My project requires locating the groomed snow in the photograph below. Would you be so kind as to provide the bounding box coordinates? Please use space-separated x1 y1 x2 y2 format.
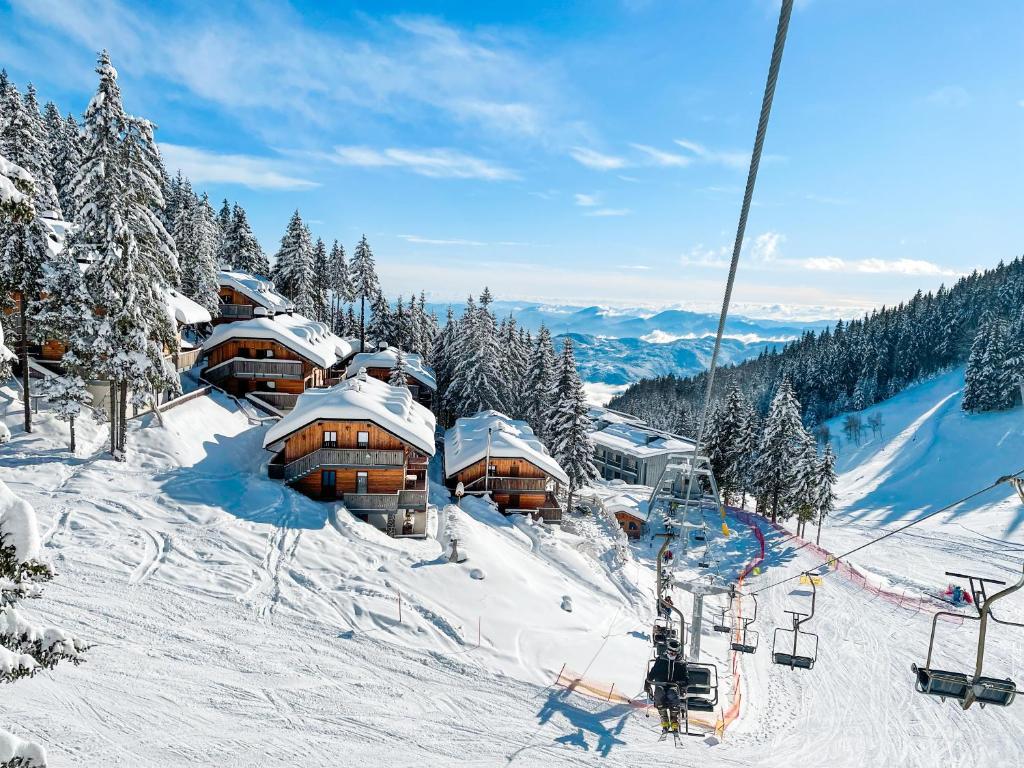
444 410 569 484
345 347 437 391
263 374 436 455
203 314 356 370
217 270 293 314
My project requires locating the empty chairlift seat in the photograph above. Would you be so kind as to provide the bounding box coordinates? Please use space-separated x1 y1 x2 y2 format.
912 666 1016 707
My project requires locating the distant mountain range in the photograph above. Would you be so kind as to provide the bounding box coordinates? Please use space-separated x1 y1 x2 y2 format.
426 300 829 385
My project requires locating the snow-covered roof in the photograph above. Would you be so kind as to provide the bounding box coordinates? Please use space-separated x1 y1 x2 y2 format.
217 270 293 314
602 491 651 520
444 410 569 485
165 288 212 326
345 347 437 391
590 420 695 458
203 313 357 369
263 374 436 455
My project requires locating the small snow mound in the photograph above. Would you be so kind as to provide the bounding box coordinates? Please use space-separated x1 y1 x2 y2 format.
0 480 41 563
0 727 47 766
561 595 573 612
469 568 486 580
0 422 10 444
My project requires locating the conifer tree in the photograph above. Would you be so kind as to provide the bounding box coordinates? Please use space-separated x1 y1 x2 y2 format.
388 348 409 388
311 237 330 323
178 193 220 315
1 82 60 216
224 204 269 276
328 239 352 333
216 199 232 238
524 325 558 439
752 376 810 522
366 291 392 348
431 306 458 426
44 103 81 219
448 293 501 416
272 210 315 316
963 311 1014 412
351 234 380 348
548 337 597 513
814 444 837 545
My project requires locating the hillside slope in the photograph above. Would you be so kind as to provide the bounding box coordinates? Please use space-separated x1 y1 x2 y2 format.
2 383 1022 767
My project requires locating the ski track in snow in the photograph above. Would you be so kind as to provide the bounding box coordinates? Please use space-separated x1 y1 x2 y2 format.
2 380 1023 767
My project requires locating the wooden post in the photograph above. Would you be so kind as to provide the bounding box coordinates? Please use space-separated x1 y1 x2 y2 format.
554 662 566 686
607 682 616 702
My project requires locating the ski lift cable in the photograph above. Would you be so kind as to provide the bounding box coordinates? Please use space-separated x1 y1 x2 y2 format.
748 467 1024 598
681 0 795 508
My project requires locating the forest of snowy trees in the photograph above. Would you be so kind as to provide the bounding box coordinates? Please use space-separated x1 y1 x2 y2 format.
609 258 1024 528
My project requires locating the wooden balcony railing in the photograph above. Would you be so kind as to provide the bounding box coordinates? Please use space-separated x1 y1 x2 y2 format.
282 447 406 482
344 493 399 512
464 476 548 492
205 357 304 382
248 391 299 411
397 489 428 509
173 347 202 371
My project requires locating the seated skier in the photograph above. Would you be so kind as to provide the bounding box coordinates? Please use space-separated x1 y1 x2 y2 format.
645 638 689 733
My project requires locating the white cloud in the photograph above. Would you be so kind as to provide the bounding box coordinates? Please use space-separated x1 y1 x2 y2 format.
569 147 628 171
397 235 487 246
750 231 784 262
159 143 318 190
629 143 691 167
680 244 730 268
800 255 957 277
674 138 750 169
574 193 599 207
926 85 971 109
328 146 517 180
584 207 631 217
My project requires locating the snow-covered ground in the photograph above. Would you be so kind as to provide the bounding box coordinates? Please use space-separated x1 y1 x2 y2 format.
3 368 1023 767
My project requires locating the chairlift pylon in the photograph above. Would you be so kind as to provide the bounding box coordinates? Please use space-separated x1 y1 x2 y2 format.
772 575 819 669
912 565 1024 709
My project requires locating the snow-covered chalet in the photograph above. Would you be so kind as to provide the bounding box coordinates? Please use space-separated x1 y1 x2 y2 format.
214 270 294 324
443 410 568 523
344 346 436 409
588 406 695 486
263 371 435 537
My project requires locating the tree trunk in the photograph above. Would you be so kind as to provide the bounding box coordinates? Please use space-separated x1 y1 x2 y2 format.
816 517 823 546
109 381 117 456
19 297 31 434
118 380 128 460
69 415 76 453
771 489 778 523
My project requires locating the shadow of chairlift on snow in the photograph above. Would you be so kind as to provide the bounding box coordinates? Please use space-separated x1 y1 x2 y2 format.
535 688 631 758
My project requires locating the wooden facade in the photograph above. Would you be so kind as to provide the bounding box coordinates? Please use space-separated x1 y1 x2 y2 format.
203 338 331 397
268 418 430 537
445 456 561 519
215 285 260 325
614 510 645 540
362 366 433 408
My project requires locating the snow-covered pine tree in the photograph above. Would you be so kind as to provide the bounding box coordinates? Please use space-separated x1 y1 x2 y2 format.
448 293 502 417
963 311 1014 412
751 376 810 522
328 239 351 334
388 348 409 388
430 306 457 426
224 204 269 276
351 234 380 349
814 444 837 545
272 210 315 316
1 477 89 765
44 105 82 220
179 193 220 316
40 374 91 453
73 52 179 458
496 316 525 419
547 337 597 513
216 199 232 239
366 291 393 349
1005 307 1024 407
524 325 558 439
8 83 61 217
790 434 819 537
344 305 357 338
310 237 330 323
392 296 412 351
0 152 34 223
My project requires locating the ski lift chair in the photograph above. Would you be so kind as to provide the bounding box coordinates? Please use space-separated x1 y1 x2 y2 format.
645 658 719 737
713 606 732 634
773 577 819 669
912 565 1024 710
731 594 759 655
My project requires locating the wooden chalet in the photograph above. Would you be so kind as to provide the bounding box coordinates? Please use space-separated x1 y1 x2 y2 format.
264 372 436 537
201 313 358 412
443 410 567 523
345 346 436 409
215 270 293 324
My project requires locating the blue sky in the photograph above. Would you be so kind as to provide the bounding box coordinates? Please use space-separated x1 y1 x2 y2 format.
3 0 1022 318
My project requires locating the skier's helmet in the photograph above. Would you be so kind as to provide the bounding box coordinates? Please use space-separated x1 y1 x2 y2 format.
665 638 681 659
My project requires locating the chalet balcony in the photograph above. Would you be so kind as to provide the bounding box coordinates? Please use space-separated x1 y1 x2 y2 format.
464 476 548 492
248 391 299 412
343 493 399 512
279 447 406 482
218 303 254 319
204 357 304 383
398 489 427 509
170 347 202 372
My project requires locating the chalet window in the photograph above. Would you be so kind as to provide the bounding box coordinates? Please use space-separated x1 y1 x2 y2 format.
488 464 497 474
356 471 368 494
357 431 369 448
323 431 338 448
264 349 274 359
240 347 251 358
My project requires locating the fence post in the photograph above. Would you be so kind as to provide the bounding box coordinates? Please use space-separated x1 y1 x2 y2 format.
554 663 566 686
607 682 615 702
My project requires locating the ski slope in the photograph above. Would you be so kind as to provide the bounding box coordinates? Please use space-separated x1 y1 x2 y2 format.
2 374 1023 767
